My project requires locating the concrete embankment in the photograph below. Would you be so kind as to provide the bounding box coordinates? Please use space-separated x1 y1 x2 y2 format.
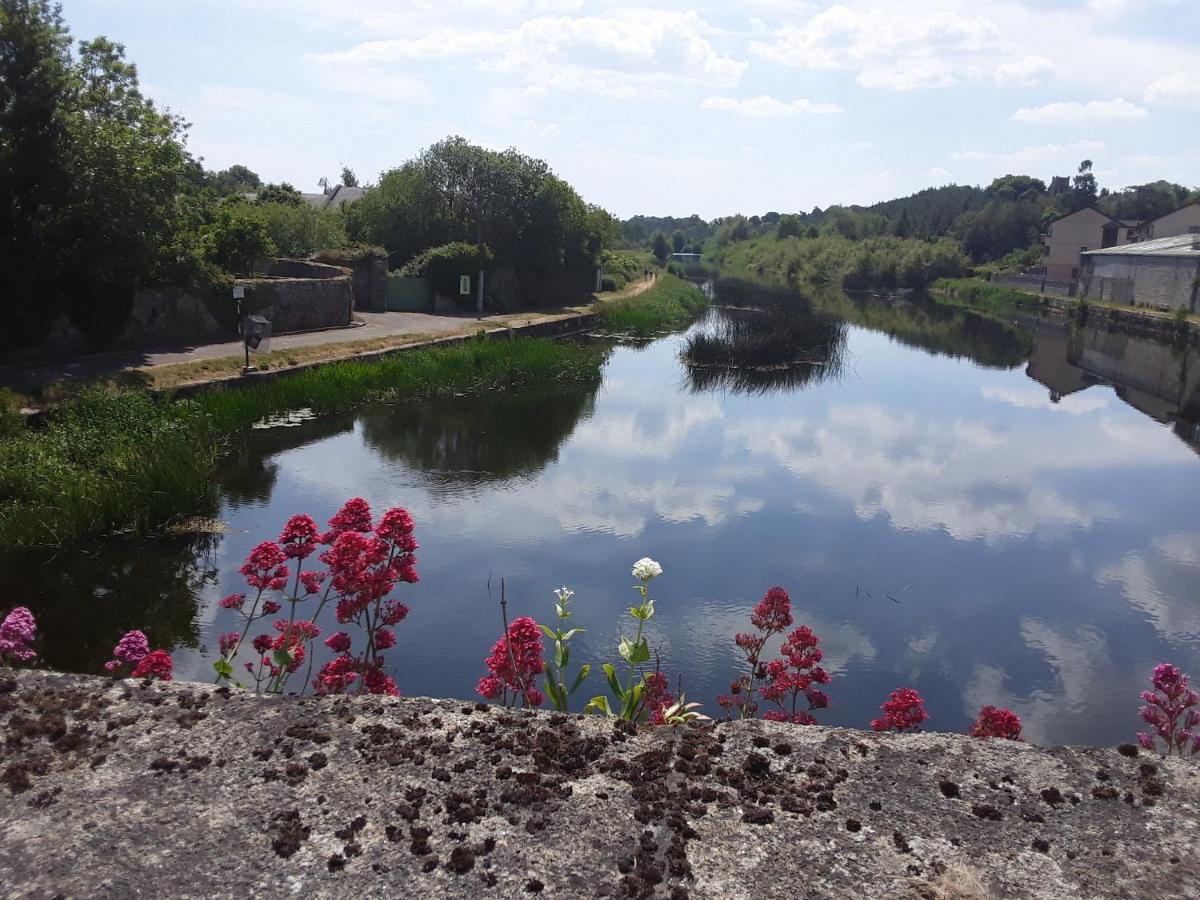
1 671 1197 898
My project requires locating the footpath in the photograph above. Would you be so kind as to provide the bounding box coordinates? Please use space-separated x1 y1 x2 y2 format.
0 278 658 402
1 670 1197 899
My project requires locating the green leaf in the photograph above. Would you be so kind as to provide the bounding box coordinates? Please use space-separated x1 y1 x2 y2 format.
622 683 644 720
212 658 234 679
540 624 559 640
626 639 650 666
584 695 613 716
603 663 622 698
560 628 583 642
555 644 566 669
570 664 591 694
618 636 634 662
272 648 294 669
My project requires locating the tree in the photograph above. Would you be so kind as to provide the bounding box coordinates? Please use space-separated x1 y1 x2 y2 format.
651 231 670 262
670 230 686 253
987 174 1046 201
207 207 275 274
340 166 358 188
206 164 261 195
1 4 204 347
1070 159 1098 211
777 214 802 240
255 182 303 206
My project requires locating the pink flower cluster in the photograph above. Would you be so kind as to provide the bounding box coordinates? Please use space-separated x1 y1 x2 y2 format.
969 705 1022 740
216 499 418 697
0 607 37 665
759 626 831 725
477 616 546 707
718 586 795 719
1137 663 1199 757
871 687 928 732
104 630 173 681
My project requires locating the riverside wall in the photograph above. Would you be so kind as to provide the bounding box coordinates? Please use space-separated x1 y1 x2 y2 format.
1 671 1197 899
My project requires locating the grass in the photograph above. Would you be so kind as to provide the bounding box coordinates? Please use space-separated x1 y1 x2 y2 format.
595 274 709 337
931 278 1041 318
0 336 606 548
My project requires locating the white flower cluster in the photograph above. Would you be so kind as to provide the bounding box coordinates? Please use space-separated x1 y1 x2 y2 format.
631 557 663 582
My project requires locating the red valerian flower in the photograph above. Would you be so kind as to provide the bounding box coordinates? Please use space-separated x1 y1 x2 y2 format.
131 649 173 681
374 627 396 650
1137 663 1200 757
315 655 359 695
219 594 247 610
251 634 273 654
969 705 1022 740
719 586 797 721
381 600 409 626
324 631 352 653
299 571 326 596
361 667 400 696
0 606 37 664
104 630 149 672
279 514 320 560
871 688 928 733
241 541 289 590
375 507 416 543
751 586 794 634
756 625 830 726
262 600 282 616
324 498 372 541
477 616 545 707
218 632 240 657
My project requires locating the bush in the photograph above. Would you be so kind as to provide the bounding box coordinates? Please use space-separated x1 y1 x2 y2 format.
206 208 276 274
399 242 494 300
600 275 619 292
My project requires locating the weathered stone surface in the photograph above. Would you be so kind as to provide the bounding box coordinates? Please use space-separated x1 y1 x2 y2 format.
1 671 1197 898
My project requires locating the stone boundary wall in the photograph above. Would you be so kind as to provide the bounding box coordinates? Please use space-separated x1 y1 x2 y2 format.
266 259 352 281
0 671 1197 899
236 275 354 333
994 273 1077 297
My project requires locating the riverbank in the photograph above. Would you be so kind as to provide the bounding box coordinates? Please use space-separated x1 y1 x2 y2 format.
1 670 1196 898
596 274 709 337
0 335 606 548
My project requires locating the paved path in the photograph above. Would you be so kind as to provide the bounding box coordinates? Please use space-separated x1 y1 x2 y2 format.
0 309 579 393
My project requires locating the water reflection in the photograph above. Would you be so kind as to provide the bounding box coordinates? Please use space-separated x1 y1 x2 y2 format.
6 534 217 672
6 284 1199 749
682 291 848 395
359 385 599 489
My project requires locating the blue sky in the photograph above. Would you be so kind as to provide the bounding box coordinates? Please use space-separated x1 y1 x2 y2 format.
65 0 1200 218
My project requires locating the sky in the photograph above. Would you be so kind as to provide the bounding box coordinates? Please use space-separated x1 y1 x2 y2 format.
65 0 1200 218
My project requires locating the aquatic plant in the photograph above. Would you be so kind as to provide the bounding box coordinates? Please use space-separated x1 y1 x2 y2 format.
870 688 928 733
1137 663 1199 757
0 607 37 666
596 274 708 337
969 705 1022 740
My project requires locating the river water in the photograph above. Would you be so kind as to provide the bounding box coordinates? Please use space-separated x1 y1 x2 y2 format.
11 285 1200 746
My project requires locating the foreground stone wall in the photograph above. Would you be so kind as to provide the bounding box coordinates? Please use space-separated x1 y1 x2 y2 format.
1 671 1197 899
238 275 354 332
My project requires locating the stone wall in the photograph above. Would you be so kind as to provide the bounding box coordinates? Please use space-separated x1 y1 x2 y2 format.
236 276 354 333
1 671 1197 899
1081 256 1200 312
266 259 352 281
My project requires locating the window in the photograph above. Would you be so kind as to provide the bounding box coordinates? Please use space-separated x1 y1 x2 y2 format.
1080 246 1088 252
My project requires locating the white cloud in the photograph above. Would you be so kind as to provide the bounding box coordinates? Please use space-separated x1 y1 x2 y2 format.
993 54 1055 86
925 166 952 181
1012 98 1148 122
981 385 1110 415
750 6 1005 90
857 58 955 91
699 95 843 116
539 123 561 138
1144 71 1200 108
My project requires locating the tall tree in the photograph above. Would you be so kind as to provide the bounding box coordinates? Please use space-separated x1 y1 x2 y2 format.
1070 159 1098 211
340 166 358 188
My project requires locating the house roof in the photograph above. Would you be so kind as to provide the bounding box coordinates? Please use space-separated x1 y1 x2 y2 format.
1044 205 1119 226
302 185 365 210
1082 233 1200 258
1145 200 1200 224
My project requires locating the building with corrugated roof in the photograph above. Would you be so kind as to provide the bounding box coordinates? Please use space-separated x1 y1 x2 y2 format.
1079 233 1200 312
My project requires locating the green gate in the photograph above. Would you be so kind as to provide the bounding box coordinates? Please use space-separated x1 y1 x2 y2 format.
386 275 433 312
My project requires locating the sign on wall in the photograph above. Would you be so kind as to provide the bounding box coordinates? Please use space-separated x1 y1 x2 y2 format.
459 275 471 296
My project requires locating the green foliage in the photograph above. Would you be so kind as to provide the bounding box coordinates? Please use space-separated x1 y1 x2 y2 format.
670 230 686 253
223 200 347 257
254 182 303 206
347 136 610 308
0 5 205 348
340 166 358 188
205 164 261 196
597 274 709 336
716 233 969 292
541 587 590 712
206 207 276 274
1101 180 1198 221
987 174 1046 200
0 337 606 547
600 250 645 290
651 231 670 262
399 241 494 299
776 214 802 239
620 214 711 251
